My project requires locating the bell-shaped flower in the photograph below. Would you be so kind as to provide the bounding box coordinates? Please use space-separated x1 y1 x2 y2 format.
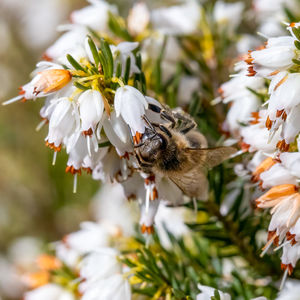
70 0 116 32
78 90 104 134
65 222 110 255
103 112 133 156
80 274 131 300
268 73 300 121
45 97 77 150
45 26 88 60
80 248 121 283
260 164 298 189
280 152 300 178
213 1 244 33
65 133 89 172
151 0 201 35
281 243 300 275
114 85 148 135
3 68 72 105
246 36 296 77
127 2 150 36
280 104 300 146
24 284 75 300
111 42 140 76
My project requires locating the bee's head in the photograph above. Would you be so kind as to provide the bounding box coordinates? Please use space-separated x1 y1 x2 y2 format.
137 128 167 163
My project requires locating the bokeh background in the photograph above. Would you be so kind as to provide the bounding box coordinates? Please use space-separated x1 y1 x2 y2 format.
0 1 134 299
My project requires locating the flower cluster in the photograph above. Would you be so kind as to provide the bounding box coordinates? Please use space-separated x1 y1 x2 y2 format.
20 181 190 300
220 22 300 281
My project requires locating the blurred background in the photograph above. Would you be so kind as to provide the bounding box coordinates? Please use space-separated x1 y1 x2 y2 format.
0 1 105 299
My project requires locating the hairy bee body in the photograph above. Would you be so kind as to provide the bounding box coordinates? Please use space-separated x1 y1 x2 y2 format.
135 106 236 200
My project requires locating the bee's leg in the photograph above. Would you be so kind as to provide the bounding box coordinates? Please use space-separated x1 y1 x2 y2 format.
148 103 161 113
159 125 172 137
180 122 196 134
142 115 157 132
134 142 145 148
161 110 176 128
135 153 153 168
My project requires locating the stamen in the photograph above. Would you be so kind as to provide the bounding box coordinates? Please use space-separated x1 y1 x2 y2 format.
145 186 150 214
52 151 58 166
257 31 269 39
280 268 289 290
274 240 290 252
260 233 277 257
2 95 24 106
36 119 47 132
73 173 78 194
87 135 92 157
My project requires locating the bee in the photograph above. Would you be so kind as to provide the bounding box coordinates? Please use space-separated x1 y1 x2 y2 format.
134 104 236 200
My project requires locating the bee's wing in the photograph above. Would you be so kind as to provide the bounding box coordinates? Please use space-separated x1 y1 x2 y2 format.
167 146 236 199
168 169 209 200
186 146 237 169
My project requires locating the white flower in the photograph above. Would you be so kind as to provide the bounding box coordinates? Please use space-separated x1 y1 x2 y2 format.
268 194 300 239
197 284 231 300
46 97 77 149
64 222 110 255
267 73 300 121
111 42 140 76
91 181 138 237
155 203 189 248
247 36 296 77
70 0 116 31
281 243 300 272
260 164 298 189
213 1 244 32
127 2 150 36
151 0 201 35
66 133 89 171
3 68 72 105
114 85 148 135
80 274 131 300
45 26 88 60
240 112 281 153
277 280 300 300
280 152 300 178
103 111 133 156
24 284 75 300
80 248 121 282
78 90 104 133
55 242 80 269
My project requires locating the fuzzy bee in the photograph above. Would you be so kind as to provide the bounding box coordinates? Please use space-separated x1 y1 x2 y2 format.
134 104 236 200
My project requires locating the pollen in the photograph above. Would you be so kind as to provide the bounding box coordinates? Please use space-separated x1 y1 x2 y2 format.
133 132 142 145
265 116 273 130
83 128 93 136
281 263 294 275
286 231 297 245
276 139 290 152
65 165 82 175
45 141 62 152
141 224 155 234
250 112 260 125
150 187 158 201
